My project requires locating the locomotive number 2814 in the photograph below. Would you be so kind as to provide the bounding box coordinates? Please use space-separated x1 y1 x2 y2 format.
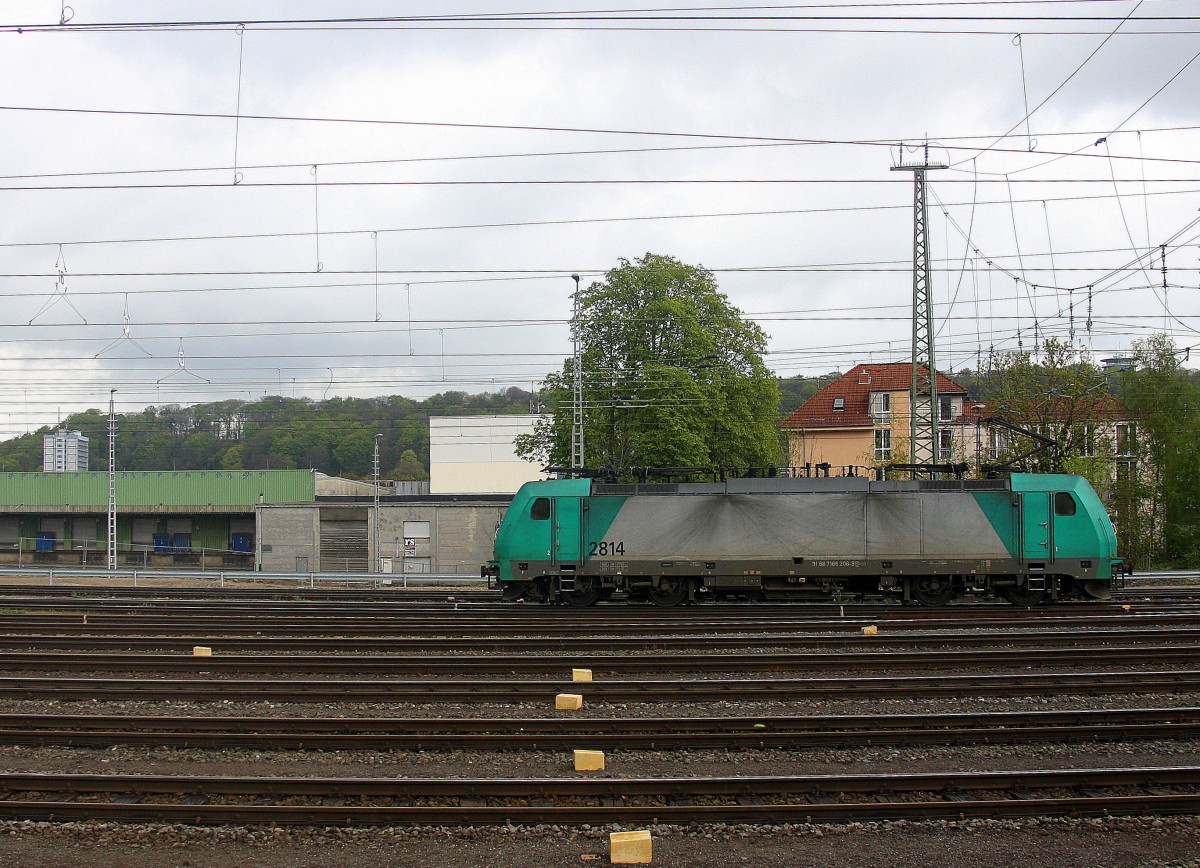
588 540 626 556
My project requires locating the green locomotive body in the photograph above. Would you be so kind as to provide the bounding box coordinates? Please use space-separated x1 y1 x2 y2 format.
484 474 1123 606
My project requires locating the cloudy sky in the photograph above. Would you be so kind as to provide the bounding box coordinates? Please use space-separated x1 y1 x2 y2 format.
0 0 1196 437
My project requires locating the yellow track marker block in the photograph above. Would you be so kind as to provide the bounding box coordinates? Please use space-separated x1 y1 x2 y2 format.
573 749 605 771
572 668 593 682
555 693 584 710
610 830 652 864
192 646 213 657
861 625 878 636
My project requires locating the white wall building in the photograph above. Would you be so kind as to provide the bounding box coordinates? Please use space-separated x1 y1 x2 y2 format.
429 415 547 494
42 430 89 472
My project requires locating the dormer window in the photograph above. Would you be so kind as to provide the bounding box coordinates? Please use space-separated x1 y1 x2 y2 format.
832 397 844 411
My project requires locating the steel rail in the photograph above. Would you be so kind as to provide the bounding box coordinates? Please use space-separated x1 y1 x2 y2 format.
5 612 1200 636
5 583 1199 615
0 707 1195 750
4 764 1198 799
0 626 1199 652
1 670 1199 703
5 596 1200 627
0 644 1198 673
0 588 1124 612
0 765 1196 827
2 793 1199 825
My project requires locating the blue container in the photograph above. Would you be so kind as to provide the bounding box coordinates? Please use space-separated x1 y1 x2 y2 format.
35 532 55 552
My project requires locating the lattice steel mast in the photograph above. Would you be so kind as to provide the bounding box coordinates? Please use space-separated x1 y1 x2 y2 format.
570 274 585 471
892 144 946 469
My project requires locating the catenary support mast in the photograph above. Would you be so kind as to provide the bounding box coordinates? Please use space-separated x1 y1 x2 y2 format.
570 274 585 471
892 144 946 470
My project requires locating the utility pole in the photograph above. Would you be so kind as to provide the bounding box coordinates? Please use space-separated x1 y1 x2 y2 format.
107 389 117 570
892 144 946 470
570 274 585 471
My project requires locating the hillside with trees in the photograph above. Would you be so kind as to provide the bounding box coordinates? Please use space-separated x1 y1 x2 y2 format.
0 389 535 480
0 373 836 481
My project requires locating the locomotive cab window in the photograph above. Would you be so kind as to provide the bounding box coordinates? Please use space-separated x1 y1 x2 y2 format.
530 497 551 521
1054 492 1077 516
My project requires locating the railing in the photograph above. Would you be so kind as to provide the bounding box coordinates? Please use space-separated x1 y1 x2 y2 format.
0 540 253 571
0 565 486 589
777 464 876 479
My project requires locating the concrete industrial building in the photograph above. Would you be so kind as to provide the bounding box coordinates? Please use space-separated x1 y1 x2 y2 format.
0 469 316 568
4 414 547 575
258 495 510 574
261 414 548 573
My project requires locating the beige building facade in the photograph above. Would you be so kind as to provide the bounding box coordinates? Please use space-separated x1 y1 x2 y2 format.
429 415 547 494
781 363 979 475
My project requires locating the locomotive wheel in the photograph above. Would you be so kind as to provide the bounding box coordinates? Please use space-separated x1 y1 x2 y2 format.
999 584 1047 606
500 581 531 602
910 576 954 606
646 577 688 607
559 577 601 607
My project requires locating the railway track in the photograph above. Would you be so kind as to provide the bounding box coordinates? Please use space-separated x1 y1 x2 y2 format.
0 766 1196 825
1 706 1197 750
6 609 1200 635
0 644 1198 674
1 626 1200 653
1 669 1199 703
1 586 1197 837
0 583 1197 616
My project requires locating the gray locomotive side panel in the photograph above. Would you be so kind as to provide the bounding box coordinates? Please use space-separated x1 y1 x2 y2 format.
600 491 1010 563
864 493 921 556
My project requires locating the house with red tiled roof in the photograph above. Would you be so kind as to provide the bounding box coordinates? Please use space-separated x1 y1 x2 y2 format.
779 362 982 473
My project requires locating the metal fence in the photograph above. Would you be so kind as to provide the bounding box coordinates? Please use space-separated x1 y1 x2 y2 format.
0 538 254 570
0 565 488 590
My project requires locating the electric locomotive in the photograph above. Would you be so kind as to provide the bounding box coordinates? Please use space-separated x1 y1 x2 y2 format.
483 473 1122 606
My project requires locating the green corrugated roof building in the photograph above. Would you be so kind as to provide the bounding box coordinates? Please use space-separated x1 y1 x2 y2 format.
0 470 316 511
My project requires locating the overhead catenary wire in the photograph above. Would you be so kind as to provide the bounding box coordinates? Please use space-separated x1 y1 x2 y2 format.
0 7 1193 438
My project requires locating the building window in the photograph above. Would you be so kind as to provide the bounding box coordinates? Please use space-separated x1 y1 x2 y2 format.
402 520 431 539
832 397 845 411
1116 422 1137 456
939 429 953 452
874 429 892 462
870 393 891 422
939 396 955 422
988 428 1011 460
1077 424 1096 458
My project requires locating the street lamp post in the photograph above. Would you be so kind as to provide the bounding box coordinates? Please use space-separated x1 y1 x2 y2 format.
372 434 382 573
107 389 117 570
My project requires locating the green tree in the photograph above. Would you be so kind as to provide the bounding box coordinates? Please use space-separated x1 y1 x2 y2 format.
1119 334 1200 568
219 444 245 470
392 449 429 481
516 253 781 475
980 339 1115 476
331 426 374 477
